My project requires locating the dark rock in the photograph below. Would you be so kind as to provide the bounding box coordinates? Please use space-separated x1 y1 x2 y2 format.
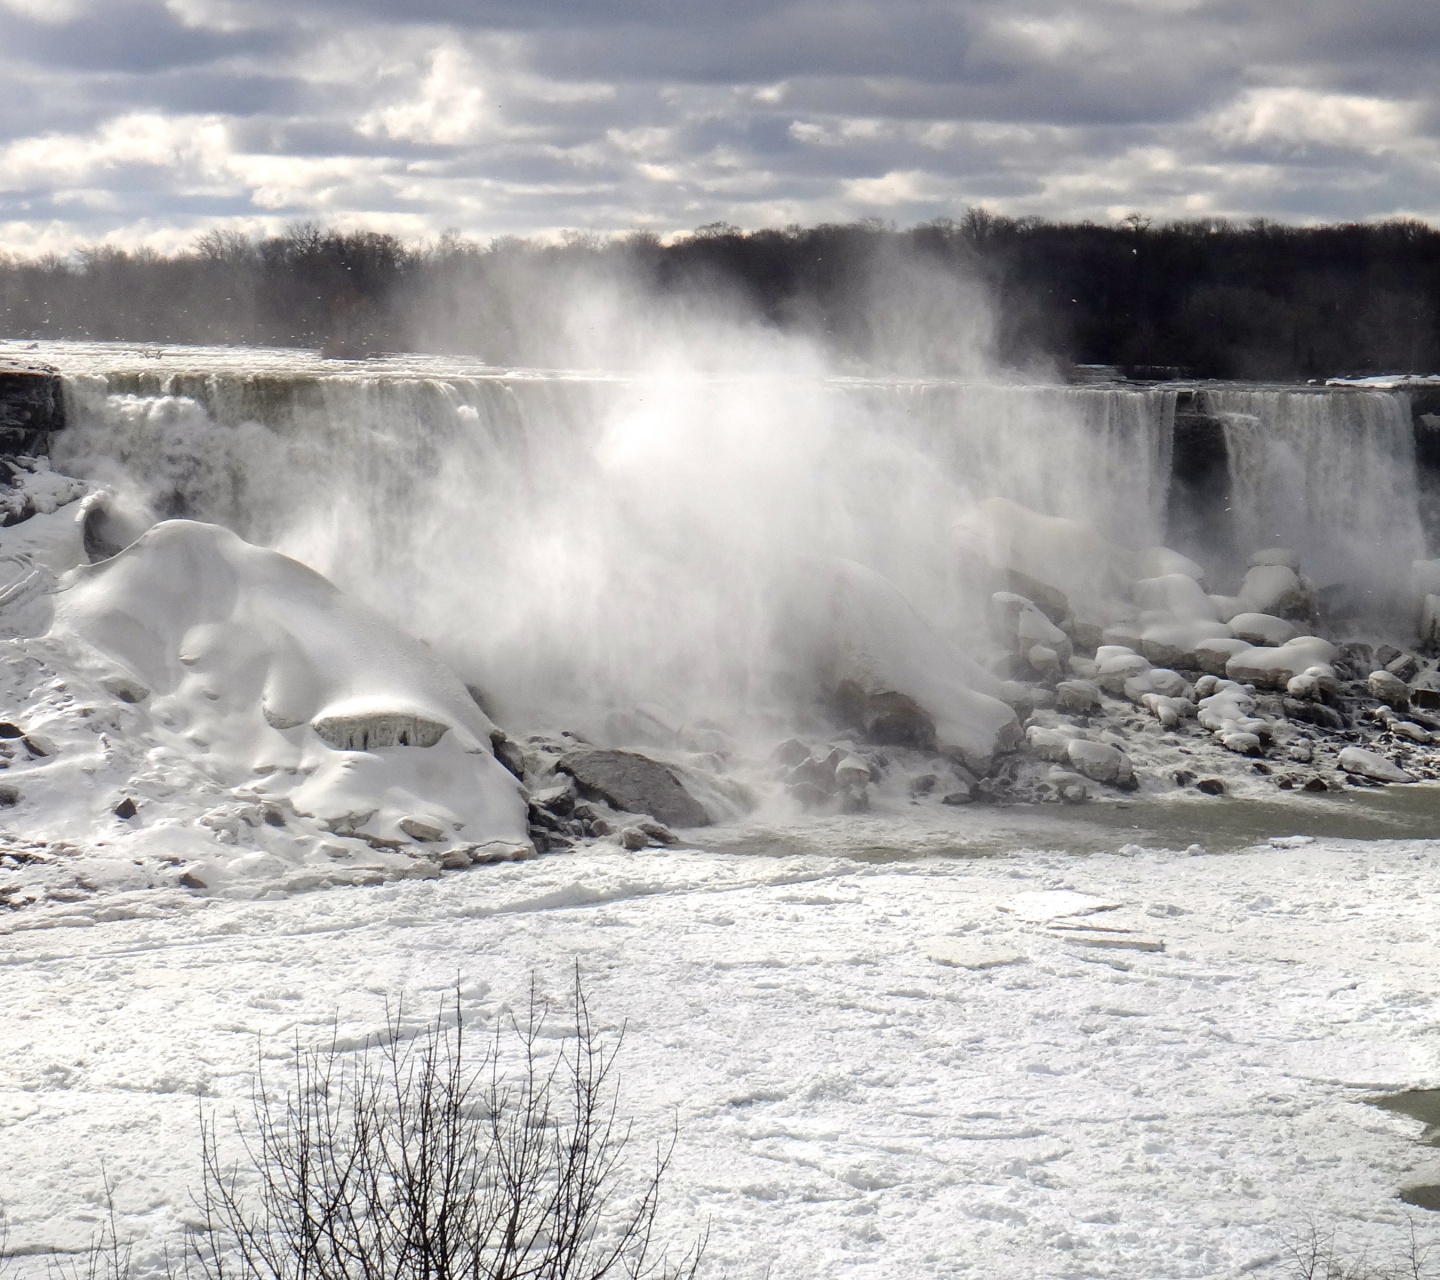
1414 688 1440 712
1252 762 1271 775
1338 642 1375 675
786 755 836 795
1387 653 1420 682
770 738 811 769
910 772 938 796
0 723 21 739
530 777 576 816
1302 776 1329 792
262 803 286 827
1173 769 1196 787
114 797 137 819
787 780 831 810
1376 643 1403 668
833 680 939 751
0 359 64 454
1284 698 1346 731
491 732 526 781
1003 570 1073 629
178 871 207 890
619 826 649 851
556 747 710 828
638 820 678 845
1196 777 1226 795
839 788 870 814
941 789 974 805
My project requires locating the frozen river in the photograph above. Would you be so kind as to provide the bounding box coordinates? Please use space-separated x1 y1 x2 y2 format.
5 834 1440 1278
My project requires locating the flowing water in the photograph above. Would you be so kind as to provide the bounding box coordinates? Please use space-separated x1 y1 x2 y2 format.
4 339 1430 733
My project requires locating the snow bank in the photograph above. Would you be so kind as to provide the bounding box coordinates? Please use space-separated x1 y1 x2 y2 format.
4 520 529 896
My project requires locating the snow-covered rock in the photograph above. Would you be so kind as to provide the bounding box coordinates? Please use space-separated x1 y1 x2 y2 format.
1337 746 1413 784
1064 738 1134 786
31 519 532 887
992 591 1072 663
1228 612 1298 647
1095 648 1150 695
1238 564 1315 621
1194 636 1254 675
1055 679 1100 713
1368 669 1410 708
1225 636 1339 689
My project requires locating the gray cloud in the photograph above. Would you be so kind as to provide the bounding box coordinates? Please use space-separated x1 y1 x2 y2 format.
0 0 1437 253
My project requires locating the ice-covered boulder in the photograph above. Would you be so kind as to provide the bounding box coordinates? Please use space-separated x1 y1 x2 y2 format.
1225 637 1339 689
1337 746 1413 784
1136 547 1206 584
48 520 530 857
1122 668 1191 702
1238 563 1315 621
1095 647 1150 695
1228 613 1298 647
798 558 1021 774
1194 636 1253 676
991 591 1072 664
1368 669 1411 709
1064 738 1134 787
1055 679 1100 713
1132 573 1231 667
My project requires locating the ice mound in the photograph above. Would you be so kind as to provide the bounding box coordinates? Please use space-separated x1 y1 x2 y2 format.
6 520 529 897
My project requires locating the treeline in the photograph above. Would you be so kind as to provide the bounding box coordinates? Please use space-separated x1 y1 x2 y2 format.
3 213 1439 378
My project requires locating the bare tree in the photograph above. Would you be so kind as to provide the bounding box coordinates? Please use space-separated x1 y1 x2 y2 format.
191 970 704 1280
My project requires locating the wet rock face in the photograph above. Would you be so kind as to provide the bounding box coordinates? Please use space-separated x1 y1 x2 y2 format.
556 747 711 828
0 360 65 454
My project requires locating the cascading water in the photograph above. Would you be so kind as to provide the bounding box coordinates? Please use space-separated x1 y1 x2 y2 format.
1204 386 1426 620
51 347 1183 733
26 336 1437 743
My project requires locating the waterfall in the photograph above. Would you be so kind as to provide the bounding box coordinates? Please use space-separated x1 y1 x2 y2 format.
50 363 1181 726
1203 387 1425 613
43 346 1430 722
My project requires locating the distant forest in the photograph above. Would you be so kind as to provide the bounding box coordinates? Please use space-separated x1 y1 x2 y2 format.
3 213 1440 379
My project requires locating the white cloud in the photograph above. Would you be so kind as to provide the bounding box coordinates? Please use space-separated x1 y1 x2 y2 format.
357 46 493 146
1 0 1439 251
1211 88 1421 151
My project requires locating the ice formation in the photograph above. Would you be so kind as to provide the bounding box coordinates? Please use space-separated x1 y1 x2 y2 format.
0 341 1437 907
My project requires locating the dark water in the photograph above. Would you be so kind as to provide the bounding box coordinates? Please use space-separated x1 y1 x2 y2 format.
705 784 1440 863
1368 1091 1440 1210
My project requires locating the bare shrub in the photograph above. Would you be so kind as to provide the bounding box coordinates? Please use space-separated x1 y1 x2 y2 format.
1284 1216 1435 1280
190 971 703 1280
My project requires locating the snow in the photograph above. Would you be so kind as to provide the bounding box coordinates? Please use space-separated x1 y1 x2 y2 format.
0 518 529 898
4 837 1440 1278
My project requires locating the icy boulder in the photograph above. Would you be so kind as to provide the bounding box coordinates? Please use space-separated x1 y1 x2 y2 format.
1133 573 1231 667
1228 613 1297 647
796 558 1021 774
1225 636 1339 689
1237 562 1316 621
45 520 530 873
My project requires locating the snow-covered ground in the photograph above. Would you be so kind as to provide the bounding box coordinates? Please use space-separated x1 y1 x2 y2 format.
5 833 1440 1279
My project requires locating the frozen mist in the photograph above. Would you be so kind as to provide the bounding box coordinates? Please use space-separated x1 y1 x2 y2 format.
5 309 1440 1278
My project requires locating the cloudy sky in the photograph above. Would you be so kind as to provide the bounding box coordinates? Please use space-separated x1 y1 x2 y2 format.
1 0 1438 253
